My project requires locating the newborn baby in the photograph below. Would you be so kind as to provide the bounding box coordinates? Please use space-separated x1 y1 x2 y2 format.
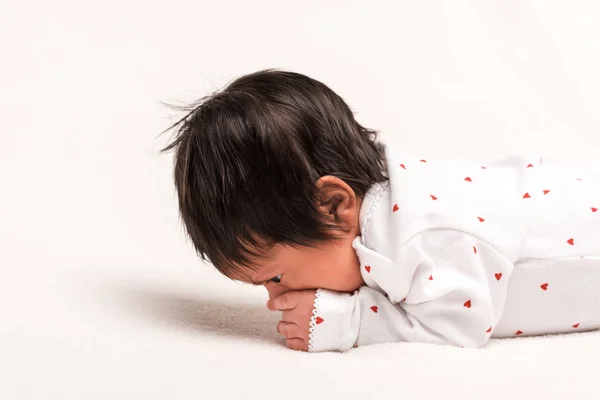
163 68 600 351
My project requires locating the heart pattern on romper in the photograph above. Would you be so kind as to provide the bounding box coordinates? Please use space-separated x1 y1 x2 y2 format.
370 306 378 313
316 317 324 324
386 159 597 343
365 265 371 273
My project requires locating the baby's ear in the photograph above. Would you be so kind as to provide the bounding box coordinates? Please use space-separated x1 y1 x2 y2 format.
315 176 358 226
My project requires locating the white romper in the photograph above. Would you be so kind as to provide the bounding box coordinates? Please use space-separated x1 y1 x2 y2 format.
308 145 600 352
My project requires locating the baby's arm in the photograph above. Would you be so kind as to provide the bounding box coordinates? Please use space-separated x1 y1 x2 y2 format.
309 229 514 352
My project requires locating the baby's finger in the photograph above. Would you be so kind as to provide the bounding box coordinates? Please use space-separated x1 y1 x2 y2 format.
268 291 298 311
281 309 297 323
286 338 308 352
281 311 310 340
277 321 298 339
280 311 310 340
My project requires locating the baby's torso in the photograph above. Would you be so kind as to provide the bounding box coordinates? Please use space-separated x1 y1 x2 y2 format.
361 148 600 338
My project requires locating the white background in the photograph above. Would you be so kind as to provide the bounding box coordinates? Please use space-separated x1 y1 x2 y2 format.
1 1 600 399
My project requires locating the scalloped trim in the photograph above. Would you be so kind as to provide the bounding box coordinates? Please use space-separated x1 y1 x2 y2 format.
360 180 389 239
307 289 323 352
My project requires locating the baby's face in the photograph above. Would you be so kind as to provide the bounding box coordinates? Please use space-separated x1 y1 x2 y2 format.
234 175 365 299
238 235 364 300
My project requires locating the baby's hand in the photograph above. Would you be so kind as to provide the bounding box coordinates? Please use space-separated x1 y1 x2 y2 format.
267 290 317 351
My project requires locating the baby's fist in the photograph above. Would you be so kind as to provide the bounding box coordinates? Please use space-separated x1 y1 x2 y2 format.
267 290 317 351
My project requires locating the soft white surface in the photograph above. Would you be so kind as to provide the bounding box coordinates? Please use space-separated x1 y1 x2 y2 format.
2 1 600 399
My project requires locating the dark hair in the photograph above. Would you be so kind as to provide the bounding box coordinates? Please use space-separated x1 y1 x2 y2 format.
162 68 387 278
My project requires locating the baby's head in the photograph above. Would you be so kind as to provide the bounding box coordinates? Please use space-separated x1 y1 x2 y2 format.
163 69 386 298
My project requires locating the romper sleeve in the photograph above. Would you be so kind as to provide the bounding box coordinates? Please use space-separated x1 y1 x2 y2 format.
308 229 514 352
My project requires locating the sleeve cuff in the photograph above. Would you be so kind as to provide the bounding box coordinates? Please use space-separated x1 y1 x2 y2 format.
308 288 359 352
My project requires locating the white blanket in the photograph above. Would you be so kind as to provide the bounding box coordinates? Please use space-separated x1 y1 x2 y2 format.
2 263 599 399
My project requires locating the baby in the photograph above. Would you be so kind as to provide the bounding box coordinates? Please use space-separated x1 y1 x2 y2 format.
163 68 600 352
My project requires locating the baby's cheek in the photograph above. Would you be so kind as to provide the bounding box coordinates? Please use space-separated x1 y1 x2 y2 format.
317 268 363 293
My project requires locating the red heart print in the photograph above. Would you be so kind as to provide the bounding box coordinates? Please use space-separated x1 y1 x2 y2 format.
393 204 399 212
573 323 580 328
365 265 371 273
464 177 472 182
430 195 438 200
567 238 575 245
428 275 433 281
478 217 485 222
420 159 427 163
473 246 477 254
543 190 551 195
527 164 534 168
540 283 549 291
316 317 324 324
464 300 472 308
402 297 407 302
370 306 378 313
495 273 502 281
522 192 531 199
592 207 598 213
515 330 523 335
486 326 492 333
399 164 406 170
